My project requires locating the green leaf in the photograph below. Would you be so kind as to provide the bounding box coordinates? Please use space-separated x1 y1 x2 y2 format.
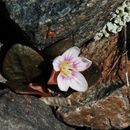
3 44 44 82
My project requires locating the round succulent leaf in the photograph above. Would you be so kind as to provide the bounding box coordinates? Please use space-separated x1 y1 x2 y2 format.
3 44 44 82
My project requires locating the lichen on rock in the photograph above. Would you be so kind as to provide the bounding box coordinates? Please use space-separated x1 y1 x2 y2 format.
94 0 130 41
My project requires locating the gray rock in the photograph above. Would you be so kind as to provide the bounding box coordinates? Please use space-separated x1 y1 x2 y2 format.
0 74 7 83
0 42 3 49
3 0 123 50
0 90 75 130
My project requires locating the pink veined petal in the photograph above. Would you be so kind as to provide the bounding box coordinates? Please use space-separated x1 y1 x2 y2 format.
72 57 92 72
69 72 88 92
53 56 64 71
57 73 70 91
62 46 80 60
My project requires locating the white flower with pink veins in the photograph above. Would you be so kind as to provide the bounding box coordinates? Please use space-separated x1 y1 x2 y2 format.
52 46 92 92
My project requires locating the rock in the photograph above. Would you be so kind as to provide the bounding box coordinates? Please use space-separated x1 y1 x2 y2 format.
39 34 130 129
2 0 124 50
56 85 130 129
42 37 74 58
0 90 75 130
0 42 3 49
0 74 7 83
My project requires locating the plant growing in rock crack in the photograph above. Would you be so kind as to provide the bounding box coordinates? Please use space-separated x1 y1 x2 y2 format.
2 44 51 97
1 44 92 97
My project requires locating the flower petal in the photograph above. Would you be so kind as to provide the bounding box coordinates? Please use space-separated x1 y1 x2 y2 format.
72 57 92 72
53 56 64 71
62 46 80 60
57 73 70 91
70 72 88 92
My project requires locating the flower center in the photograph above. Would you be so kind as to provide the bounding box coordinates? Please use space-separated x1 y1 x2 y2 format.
60 61 72 77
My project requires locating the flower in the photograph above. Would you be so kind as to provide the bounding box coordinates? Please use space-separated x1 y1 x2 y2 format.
52 46 92 92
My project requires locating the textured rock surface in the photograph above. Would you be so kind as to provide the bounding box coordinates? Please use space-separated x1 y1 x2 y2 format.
0 90 75 130
57 85 130 129
0 42 3 49
0 74 6 83
0 1 129 129
40 34 130 129
3 0 124 50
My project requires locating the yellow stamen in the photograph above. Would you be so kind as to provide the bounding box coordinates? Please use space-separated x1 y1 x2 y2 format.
60 61 72 77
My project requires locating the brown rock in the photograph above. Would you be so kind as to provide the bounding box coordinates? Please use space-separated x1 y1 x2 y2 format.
57 85 130 129
41 34 130 129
